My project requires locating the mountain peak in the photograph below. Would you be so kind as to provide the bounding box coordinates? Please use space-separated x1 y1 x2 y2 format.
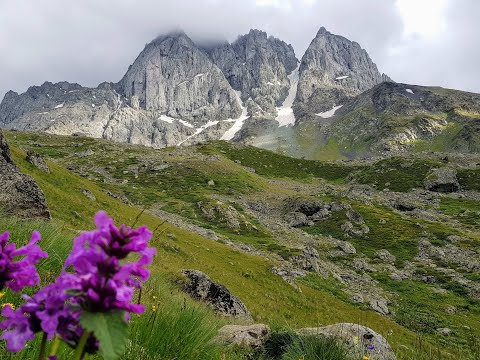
149 29 192 46
316 26 329 36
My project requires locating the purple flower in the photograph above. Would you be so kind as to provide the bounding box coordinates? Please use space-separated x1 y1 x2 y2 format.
60 211 156 314
0 305 35 352
0 231 48 292
0 211 154 354
0 283 72 352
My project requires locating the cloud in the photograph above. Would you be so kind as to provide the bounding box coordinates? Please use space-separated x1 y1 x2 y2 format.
0 0 478 101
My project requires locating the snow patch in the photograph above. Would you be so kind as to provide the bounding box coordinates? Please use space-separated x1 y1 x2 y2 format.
220 90 249 140
336 76 349 80
158 115 175 124
316 105 343 118
178 119 194 128
54 103 64 109
406 89 414 94
178 120 220 146
275 65 299 127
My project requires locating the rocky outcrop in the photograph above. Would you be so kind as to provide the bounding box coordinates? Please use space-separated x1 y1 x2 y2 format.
118 31 241 124
208 29 298 116
0 132 50 219
294 27 389 116
26 150 49 173
424 167 460 192
298 323 396 360
181 270 252 320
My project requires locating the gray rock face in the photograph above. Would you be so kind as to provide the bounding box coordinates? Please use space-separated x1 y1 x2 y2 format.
181 269 252 320
0 132 50 219
118 31 241 124
216 324 270 349
295 27 389 115
424 167 460 192
298 323 396 360
208 29 298 116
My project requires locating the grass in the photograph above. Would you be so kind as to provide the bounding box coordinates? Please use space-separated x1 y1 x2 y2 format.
2 131 480 358
198 141 356 183
439 197 480 227
352 157 443 192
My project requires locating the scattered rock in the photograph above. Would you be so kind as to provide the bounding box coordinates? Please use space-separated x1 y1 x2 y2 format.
298 323 396 360
295 245 321 272
392 199 416 212
445 306 457 314
80 188 96 201
26 150 49 173
341 221 370 235
370 299 390 315
197 201 252 231
352 258 375 272
74 149 94 157
285 211 313 227
181 270 252 320
102 189 131 205
424 168 459 193
338 241 356 255
216 324 270 349
436 328 452 336
346 209 364 224
375 249 396 264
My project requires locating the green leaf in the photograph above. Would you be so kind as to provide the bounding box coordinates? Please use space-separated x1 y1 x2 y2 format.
80 311 128 360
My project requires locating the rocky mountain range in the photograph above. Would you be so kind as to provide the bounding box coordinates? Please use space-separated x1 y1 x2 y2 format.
1 26 479 159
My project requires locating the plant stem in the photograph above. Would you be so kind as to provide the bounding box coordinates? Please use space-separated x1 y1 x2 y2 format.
38 332 48 360
72 331 90 360
49 336 61 358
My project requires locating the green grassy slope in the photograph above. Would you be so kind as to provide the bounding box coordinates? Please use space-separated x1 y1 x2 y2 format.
2 131 480 358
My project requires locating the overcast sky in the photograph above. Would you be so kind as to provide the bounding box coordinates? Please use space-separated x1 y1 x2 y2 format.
0 0 479 100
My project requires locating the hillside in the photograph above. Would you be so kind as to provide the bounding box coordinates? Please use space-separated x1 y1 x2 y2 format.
1 130 479 359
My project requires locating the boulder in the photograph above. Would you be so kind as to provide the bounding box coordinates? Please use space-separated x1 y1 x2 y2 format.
80 188 96 201
181 270 252 320
298 323 396 360
436 327 452 336
26 150 49 173
375 249 396 264
285 211 313 227
0 132 50 219
392 199 416 212
216 324 270 349
346 210 364 225
424 168 459 193
338 241 356 255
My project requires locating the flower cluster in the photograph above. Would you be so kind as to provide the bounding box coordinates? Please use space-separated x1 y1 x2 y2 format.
0 231 48 292
61 211 156 314
0 211 156 355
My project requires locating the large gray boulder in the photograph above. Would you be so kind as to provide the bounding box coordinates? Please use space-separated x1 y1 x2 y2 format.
181 269 252 320
216 324 270 349
0 132 50 219
298 323 396 360
424 167 460 193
